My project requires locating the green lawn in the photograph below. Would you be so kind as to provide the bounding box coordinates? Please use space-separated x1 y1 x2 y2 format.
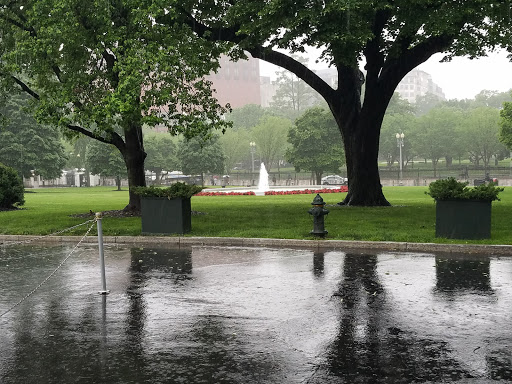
1 186 512 245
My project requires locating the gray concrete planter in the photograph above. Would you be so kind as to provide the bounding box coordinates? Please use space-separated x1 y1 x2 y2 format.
141 196 191 235
435 200 492 239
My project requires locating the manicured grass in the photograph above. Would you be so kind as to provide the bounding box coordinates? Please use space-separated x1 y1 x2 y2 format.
1 186 512 245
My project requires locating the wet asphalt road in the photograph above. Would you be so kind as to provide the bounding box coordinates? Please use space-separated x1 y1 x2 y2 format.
0 244 511 383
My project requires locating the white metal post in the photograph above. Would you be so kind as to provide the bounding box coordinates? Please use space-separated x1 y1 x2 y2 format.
96 212 109 295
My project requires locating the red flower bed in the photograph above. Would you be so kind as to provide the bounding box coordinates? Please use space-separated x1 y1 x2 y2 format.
195 191 256 196
264 186 348 195
195 186 347 197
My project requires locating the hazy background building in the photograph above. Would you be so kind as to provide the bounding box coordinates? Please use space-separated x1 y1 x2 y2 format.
208 58 445 108
206 55 261 109
396 69 446 103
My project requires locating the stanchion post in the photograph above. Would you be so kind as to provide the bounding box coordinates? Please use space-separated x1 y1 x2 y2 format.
96 212 110 295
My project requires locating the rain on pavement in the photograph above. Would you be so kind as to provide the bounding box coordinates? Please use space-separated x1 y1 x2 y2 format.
0 244 511 383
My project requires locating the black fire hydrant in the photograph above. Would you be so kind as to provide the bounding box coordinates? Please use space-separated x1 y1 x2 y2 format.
308 194 329 237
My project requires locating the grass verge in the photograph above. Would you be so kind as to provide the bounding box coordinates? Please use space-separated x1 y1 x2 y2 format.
1 186 511 245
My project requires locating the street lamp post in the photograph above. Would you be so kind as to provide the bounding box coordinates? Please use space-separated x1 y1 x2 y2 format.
249 142 256 173
395 132 405 180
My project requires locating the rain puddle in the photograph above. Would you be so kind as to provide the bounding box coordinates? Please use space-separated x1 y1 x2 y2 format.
0 244 511 383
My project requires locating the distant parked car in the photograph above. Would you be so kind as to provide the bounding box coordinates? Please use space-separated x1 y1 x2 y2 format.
321 175 347 185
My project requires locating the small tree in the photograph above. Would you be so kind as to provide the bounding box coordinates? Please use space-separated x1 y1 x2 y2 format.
286 107 345 184
86 141 127 191
227 104 268 130
270 55 322 120
411 107 462 177
499 101 512 150
252 116 291 170
0 163 24 209
219 129 251 173
144 135 178 184
177 135 225 186
464 107 504 169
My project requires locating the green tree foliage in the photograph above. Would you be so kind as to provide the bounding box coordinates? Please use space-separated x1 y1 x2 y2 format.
414 93 445 116
473 90 512 109
0 0 230 211
286 107 345 184
184 0 512 206
0 163 24 209
270 55 322 120
464 107 505 168
86 141 126 191
251 116 291 170
64 136 89 171
411 107 462 177
144 134 178 184
0 96 67 179
499 101 512 149
177 135 225 185
226 104 268 130
218 129 251 173
380 114 416 167
380 93 416 166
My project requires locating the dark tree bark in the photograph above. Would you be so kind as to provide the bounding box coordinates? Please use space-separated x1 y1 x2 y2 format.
118 119 146 212
69 117 147 212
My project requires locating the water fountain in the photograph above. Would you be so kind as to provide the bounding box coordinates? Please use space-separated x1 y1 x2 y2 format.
256 162 270 196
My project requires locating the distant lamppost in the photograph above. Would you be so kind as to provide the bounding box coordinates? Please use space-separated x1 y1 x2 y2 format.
249 141 256 173
395 132 405 180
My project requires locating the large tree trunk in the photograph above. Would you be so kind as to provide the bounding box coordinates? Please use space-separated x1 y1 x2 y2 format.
121 120 146 212
340 116 390 206
330 68 391 206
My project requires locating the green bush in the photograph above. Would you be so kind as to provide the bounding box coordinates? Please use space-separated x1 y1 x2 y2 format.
0 163 25 208
131 182 203 199
426 177 503 202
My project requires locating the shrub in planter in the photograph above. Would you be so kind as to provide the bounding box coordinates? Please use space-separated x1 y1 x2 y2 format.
0 163 25 209
426 177 503 239
132 183 203 235
426 177 503 202
132 183 203 200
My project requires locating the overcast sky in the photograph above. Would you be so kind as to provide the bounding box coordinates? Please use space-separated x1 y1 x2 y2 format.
418 50 512 100
260 49 512 101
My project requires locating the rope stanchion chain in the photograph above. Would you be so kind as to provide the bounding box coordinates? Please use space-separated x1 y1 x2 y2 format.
0 219 97 319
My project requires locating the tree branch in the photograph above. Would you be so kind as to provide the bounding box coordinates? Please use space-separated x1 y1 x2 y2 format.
66 124 126 153
249 48 335 101
382 33 454 84
9 75 40 100
161 7 245 44
364 8 392 74
172 10 336 105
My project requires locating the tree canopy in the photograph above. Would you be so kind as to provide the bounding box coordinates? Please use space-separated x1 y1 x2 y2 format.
286 107 345 184
499 100 512 150
144 134 178 184
177 135 225 185
251 115 291 170
0 95 67 179
86 140 127 191
0 0 231 210
181 0 512 206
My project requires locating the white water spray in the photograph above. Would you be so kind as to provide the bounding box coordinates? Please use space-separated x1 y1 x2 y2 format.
257 163 270 194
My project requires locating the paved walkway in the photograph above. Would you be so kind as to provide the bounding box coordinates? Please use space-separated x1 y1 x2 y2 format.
2 234 512 256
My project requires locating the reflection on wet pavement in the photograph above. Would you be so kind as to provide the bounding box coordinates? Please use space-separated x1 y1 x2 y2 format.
0 245 511 383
